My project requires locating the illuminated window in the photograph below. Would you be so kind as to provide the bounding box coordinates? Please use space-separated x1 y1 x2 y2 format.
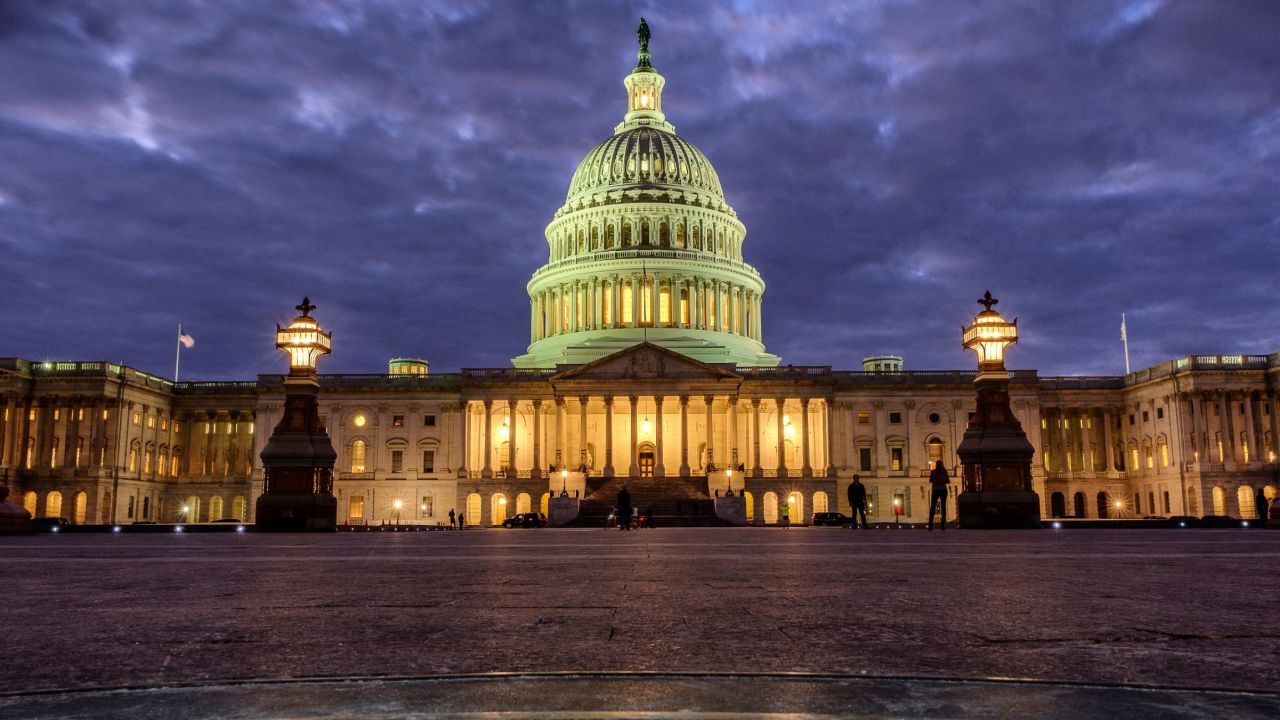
46 491 63 519
659 286 671 325
927 438 944 464
54 408 61 421
857 411 871 424
204 422 212 435
353 414 366 428
421 496 434 518
49 438 58 468
1130 447 1139 470
144 451 153 474
392 415 404 428
74 440 82 468
350 440 367 473
129 448 138 472
132 412 141 426
77 408 84 421
1160 444 1169 467
73 491 87 523
1241 435 1249 463
24 438 34 469
890 447 903 471
349 496 365 519
102 409 109 420
621 283 633 325
29 409 36 421
1144 446 1153 469
146 415 155 429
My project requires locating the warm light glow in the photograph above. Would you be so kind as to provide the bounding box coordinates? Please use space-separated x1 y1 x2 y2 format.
275 301 332 371
1114 500 1123 509
788 494 797 504
561 469 568 479
784 425 795 439
394 499 403 510
354 415 366 428
499 497 507 505
182 505 190 513
642 418 651 434
962 302 1019 370
499 417 510 441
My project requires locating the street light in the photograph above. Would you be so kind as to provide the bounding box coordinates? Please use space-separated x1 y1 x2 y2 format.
962 291 1018 376
393 498 403 525
893 497 901 527
726 468 734 497
560 468 569 497
274 297 332 375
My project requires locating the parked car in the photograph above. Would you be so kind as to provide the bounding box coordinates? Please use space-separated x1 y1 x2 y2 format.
1198 515 1240 528
811 512 852 527
1167 515 1199 528
32 517 70 532
502 512 546 529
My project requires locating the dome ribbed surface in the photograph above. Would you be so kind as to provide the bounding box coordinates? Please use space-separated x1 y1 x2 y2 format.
567 127 724 201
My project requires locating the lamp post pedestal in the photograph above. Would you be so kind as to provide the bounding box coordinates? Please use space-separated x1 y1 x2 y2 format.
956 375 1040 529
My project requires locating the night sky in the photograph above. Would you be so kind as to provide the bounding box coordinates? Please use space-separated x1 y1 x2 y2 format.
2 1 1277 380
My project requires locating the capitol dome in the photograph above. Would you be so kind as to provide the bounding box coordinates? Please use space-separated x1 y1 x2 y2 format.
512 20 779 370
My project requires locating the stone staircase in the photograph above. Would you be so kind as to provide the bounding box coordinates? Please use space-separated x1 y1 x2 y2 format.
567 474 732 527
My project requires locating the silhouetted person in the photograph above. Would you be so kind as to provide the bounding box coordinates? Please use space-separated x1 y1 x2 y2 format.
617 486 632 531
448 508 456 529
458 511 465 530
1257 488 1269 522
847 475 868 529
928 461 949 531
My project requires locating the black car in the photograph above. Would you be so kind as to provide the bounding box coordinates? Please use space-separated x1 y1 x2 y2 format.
502 512 546 528
811 512 852 527
32 517 70 532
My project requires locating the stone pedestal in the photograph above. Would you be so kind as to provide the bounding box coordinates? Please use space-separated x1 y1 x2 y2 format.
547 496 580 527
0 485 34 535
713 495 746 526
956 376 1040 529
256 381 338 532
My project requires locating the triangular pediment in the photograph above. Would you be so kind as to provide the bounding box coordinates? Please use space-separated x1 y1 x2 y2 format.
551 342 741 381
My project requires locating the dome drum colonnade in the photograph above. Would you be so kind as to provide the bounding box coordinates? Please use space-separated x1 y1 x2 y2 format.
514 19 777 369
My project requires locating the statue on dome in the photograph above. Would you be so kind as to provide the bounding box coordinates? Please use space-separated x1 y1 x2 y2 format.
637 17 650 53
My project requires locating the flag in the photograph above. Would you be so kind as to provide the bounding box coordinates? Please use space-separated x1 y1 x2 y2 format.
179 332 195 348
1120 315 1127 342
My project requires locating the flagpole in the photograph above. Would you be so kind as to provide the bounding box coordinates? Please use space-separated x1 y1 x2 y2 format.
175 323 183 383
1121 313 1131 375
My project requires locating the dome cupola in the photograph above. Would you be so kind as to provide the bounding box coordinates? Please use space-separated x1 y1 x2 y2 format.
512 19 779 369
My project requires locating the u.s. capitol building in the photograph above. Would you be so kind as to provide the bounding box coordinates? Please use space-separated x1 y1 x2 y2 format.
2 25 1276 528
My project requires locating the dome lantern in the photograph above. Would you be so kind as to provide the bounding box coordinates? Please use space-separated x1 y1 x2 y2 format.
618 17 674 134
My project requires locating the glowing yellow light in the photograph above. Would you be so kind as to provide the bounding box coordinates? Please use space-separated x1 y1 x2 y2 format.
642 418 651 434
1114 500 1123 509
499 497 507 505
640 93 649 107
783 415 791 425
354 415 366 428
784 425 795 439
561 469 568 479
499 418 510 441
182 505 190 513
394 499 403 510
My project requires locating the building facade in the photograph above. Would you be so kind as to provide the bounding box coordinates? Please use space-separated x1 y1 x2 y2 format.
2 28 1277 526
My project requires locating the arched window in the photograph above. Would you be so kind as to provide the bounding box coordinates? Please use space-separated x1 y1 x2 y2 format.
74 491 87 524
46 491 63 519
1212 486 1226 515
142 495 151 519
516 493 532 515
22 491 37 517
186 495 201 522
927 437 944 464
744 491 754 524
692 225 702 250
350 440 367 473
209 496 225 521
1073 491 1086 517
590 226 599 250
640 218 650 244
675 222 686 248
1237 486 1256 518
1050 492 1065 518
788 492 806 524
659 286 671 326
232 496 247 521
540 492 549 517
1096 491 1109 519
813 491 829 514
659 220 669 246
763 491 778 524
622 220 632 245
490 493 507 524
606 224 616 248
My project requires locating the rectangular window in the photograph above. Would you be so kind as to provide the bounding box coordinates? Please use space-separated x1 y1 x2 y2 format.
890 447 903 471
424 414 436 427
127 496 135 519
1129 414 1135 425
160 419 168 431
421 496 434 518
77 408 84 421
1144 447 1153 469
857 411 870 424
1041 418 1047 429
422 450 436 472
858 447 872 471
1159 444 1169 467
54 409 61 421
28 409 36 422
391 450 403 473
1142 411 1149 423
1133 493 1141 514
1162 491 1171 514
392 415 404 428
102 409 109 420
133 412 141 426
1156 408 1164 420
349 496 364 519
889 412 902 424
174 421 181 433
146 415 155 429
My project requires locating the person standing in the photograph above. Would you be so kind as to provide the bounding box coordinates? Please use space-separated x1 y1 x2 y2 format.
847 475 868 529
779 498 791 529
617 486 632 531
458 511 465 530
1257 488 1269 522
448 508 456 530
928 461 950 531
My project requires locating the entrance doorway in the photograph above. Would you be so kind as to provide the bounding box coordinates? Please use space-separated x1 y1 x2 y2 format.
638 442 655 478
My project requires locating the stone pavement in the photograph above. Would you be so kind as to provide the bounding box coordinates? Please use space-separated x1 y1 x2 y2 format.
1 527 1277 716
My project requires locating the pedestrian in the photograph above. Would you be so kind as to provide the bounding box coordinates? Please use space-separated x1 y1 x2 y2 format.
458 511 465 530
779 498 790 529
617 486 632 531
847 475 868 529
928 461 950 531
1256 488 1269 522
448 508 456 529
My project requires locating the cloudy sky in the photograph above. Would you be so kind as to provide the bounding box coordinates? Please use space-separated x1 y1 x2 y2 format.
1 0 1277 379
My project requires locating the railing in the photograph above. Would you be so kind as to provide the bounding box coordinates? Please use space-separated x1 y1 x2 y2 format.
462 368 557 379
1040 376 1124 390
528 248 764 283
1125 354 1270 386
174 381 258 395
256 373 464 389
739 366 831 376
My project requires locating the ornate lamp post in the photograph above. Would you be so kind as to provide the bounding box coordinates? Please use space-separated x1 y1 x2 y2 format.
256 297 339 532
955 292 1041 528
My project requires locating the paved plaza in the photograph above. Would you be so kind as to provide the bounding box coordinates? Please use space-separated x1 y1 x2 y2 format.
1 527 1277 717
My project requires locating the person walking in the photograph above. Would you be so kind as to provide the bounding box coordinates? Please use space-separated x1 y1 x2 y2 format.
847 475 868 529
1256 487 1269 522
448 508 456 530
928 461 950 531
617 486 632 531
779 498 791 529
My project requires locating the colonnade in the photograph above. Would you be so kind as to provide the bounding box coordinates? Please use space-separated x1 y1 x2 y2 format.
530 274 761 343
548 215 741 263
465 395 830 480
1178 389 1279 466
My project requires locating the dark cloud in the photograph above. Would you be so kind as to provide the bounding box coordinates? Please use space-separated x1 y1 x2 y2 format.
1 0 1277 379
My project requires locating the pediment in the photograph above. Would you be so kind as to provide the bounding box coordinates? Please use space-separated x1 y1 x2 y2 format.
551 342 741 382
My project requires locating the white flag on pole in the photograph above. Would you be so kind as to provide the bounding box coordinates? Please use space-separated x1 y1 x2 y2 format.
179 332 195 348
1120 315 1126 342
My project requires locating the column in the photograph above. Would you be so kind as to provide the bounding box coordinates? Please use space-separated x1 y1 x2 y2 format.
801 398 812 476
1218 391 1234 462
603 396 615 477
713 282 723 331
679 396 690 477
1268 390 1279 462
654 395 665 477
555 398 566 469
0 395 15 468
775 398 787 474
570 281 580 332
1056 408 1069 473
1100 407 1114 472
459 403 471 476
1242 392 1258 463
578 396 589 471
531 400 542 478
728 397 739 469
630 274 640 327
629 396 639 476
482 400 493 478
751 399 763 477
507 399 517 477
650 274 660 327
692 280 702 329
704 396 715 470
825 400 836 476
593 277 603 330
